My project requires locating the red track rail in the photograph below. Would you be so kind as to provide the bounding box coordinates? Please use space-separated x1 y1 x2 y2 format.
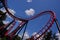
9 22 26 37
2 0 56 21
1 0 58 40
35 18 55 40
5 20 16 36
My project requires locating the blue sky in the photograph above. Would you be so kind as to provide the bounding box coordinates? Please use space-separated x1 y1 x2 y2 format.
6 0 60 37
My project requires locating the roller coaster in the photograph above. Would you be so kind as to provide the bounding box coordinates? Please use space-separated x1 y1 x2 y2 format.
0 0 60 40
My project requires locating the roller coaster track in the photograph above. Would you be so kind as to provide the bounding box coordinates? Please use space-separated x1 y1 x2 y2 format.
0 0 60 40
5 20 16 36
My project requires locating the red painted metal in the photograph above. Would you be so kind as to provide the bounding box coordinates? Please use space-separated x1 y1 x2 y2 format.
5 20 16 36
35 18 55 40
8 22 26 37
1 0 60 40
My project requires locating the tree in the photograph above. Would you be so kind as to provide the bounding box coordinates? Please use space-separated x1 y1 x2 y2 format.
0 10 7 38
0 10 6 26
12 35 22 40
53 33 58 40
42 30 58 40
14 36 22 40
42 30 53 40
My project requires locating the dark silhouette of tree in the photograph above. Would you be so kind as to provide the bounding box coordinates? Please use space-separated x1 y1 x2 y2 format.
0 10 21 40
53 33 58 40
42 30 52 40
0 10 7 38
12 35 22 40
42 30 58 40
14 35 22 40
0 10 6 27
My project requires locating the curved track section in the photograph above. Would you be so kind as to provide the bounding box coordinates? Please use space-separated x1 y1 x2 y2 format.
2 0 56 21
35 17 55 40
1 0 58 40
